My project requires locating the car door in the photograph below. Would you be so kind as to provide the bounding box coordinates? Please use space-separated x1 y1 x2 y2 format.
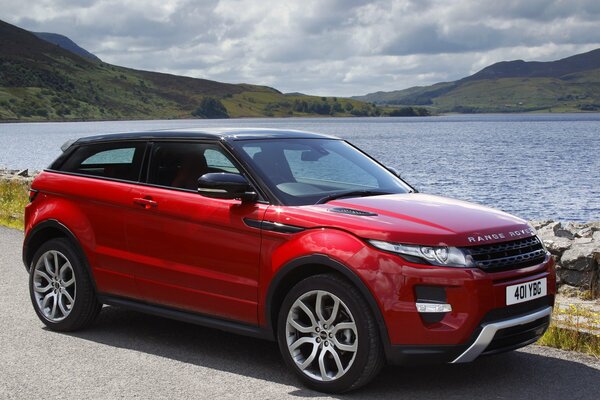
124 141 266 324
57 140 147 299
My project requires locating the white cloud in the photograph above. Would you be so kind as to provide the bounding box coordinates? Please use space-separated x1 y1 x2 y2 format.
1 0 599 96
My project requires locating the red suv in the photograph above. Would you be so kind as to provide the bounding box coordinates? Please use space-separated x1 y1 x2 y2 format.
23 128 555 393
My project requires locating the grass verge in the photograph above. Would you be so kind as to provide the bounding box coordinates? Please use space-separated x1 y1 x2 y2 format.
0 178 29 230
538 303 600 358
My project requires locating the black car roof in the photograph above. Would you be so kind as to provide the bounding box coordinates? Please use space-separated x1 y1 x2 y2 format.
73 128 338 145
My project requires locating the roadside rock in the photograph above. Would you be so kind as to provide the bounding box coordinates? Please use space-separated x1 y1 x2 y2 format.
0 168 37 183
536 221 562 238
554 225 575 239
559 269 595 289
542 237 572 256
530 220 553 230
533 220 600 297
588 221 600 231
561 243 599 272
565 222 586 231
576 227 594 238
574 237 593 245
546 221 562 231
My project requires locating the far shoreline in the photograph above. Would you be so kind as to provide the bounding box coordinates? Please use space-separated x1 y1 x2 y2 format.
3 111 600 124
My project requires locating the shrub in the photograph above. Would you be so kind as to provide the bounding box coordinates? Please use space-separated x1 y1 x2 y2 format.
387 107 431 117
192 97 230 119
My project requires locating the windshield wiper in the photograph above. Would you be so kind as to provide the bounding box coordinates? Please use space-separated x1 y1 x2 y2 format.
316 190 391 204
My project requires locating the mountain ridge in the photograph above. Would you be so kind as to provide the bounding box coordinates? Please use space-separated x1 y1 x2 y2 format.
0 19 382 121
463 48 600 81
354 48 600 113
33 32 101 62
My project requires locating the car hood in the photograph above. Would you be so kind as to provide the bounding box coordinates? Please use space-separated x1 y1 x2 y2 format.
268 193 535 247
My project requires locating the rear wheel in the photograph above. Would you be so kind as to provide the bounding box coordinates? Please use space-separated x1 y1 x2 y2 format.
277 274 384 393
29 238 101 331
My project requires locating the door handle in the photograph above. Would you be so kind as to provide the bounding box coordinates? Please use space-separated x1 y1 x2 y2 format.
133 197 158 209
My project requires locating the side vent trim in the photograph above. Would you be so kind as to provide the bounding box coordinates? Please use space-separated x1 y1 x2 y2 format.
328 207 378 217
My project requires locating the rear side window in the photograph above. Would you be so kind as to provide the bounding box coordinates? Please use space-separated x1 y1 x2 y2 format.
82 148 135 165
59 142 146 181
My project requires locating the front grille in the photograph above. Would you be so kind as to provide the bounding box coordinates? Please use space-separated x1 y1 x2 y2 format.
463 236 546 272
483 315 550 355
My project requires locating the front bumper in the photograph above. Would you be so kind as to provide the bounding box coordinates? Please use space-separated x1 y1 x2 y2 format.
386 301 553 365
451 305 552 363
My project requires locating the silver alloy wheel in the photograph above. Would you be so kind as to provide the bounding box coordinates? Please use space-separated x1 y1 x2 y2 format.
32 250 76 322
286 290 358 381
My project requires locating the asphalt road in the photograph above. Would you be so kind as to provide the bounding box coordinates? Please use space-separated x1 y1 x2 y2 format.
1 226 599 399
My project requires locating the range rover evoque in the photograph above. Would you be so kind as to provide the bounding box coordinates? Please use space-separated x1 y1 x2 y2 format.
23 128 555 393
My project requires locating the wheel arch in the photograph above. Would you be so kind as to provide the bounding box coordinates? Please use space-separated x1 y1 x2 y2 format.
23 220 95 289
265 254 391 351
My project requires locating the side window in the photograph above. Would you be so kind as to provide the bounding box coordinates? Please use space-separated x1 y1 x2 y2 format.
82 148 135 165
59 142 145 181
204 149 238 173
147 142 240 190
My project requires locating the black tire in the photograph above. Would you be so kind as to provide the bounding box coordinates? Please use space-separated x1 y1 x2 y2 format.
29 238 102 331
277 273 384 393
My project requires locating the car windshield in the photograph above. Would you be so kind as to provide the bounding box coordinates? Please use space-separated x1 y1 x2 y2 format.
232 138 412 205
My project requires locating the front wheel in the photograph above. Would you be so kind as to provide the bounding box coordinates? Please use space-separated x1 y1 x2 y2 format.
29 238 102 331
277 274 384 393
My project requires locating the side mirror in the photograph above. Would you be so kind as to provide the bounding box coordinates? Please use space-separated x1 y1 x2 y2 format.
198 173 258 202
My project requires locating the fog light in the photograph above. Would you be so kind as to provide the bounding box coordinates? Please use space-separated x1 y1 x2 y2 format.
416 303 452 313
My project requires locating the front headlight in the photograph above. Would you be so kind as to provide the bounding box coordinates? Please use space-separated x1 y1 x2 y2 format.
368 240 474 268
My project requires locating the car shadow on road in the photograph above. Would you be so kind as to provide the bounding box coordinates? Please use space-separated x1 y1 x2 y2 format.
65 305 599 399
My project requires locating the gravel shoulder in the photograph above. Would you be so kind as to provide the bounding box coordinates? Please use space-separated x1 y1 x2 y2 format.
1 226 599 399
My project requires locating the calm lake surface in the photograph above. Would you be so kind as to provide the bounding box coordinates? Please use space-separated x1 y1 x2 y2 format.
1 114 599 222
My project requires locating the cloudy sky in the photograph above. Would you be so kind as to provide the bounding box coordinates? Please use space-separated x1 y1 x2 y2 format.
2 0 600 96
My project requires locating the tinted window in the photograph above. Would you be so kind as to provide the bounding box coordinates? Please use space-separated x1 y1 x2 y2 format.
147 142 240 190
82 148 135 165
60 142 145 181
204 148 238 173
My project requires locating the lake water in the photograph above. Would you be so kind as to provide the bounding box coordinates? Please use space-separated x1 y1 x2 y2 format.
1 114 599 222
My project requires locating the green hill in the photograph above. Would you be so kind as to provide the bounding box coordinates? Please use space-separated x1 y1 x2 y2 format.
0 19 375 121
354 49 600 113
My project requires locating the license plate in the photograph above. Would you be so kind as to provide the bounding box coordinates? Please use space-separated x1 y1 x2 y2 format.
506 278 547 305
